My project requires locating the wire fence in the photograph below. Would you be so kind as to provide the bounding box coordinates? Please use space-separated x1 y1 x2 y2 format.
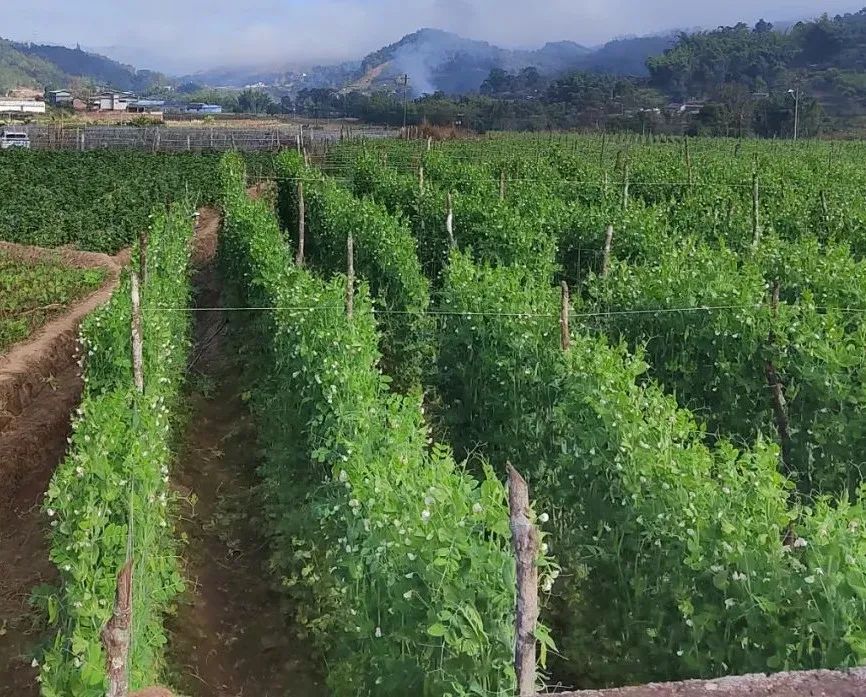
15 125 398 153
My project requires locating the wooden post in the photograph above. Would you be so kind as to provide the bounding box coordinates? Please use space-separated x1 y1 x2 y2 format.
601 224 614 279
765 281 791 468
186 134 191 152
296 181 306 267
751 171 761 246
209 128 214 150
560 282 571 351
820 190 831 233
130 271 144 395
419 165 425 193
230 132 236 150
446 193 456 249
138 230 149 286
621 157 630 212
507 464 539 697
153 129 160 153
684 136 693 188
346 233 354 319
427 136 432 152
500 170 506 202
296 133 301 154
102 560 133 697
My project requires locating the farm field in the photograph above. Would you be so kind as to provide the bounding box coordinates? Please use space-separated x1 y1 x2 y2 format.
2 134 866 697
0 251 105 352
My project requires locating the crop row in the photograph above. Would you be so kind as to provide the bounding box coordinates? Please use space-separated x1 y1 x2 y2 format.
37 205 193 697
219 153 549 696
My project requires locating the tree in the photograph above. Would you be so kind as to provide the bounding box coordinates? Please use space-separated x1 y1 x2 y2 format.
237 89 274 114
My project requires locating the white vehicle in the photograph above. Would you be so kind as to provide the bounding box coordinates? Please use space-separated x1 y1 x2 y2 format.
0 129 30 149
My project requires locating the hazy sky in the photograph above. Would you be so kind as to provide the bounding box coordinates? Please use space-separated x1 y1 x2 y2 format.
9 0 864 73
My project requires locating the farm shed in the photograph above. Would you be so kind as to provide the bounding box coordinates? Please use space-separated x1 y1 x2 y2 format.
47 90 73 106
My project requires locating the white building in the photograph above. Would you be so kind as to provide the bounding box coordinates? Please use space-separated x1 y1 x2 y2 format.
0 99 46 115
92 92 135 111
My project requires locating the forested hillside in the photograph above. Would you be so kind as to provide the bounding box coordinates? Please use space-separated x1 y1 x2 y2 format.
0 39 165 94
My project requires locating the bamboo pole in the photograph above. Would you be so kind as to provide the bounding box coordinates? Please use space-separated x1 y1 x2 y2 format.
507 464 539 697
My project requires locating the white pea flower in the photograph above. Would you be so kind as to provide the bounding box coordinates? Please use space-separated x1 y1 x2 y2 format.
375 627 382 638
421 509 431 522
538 513 550 524
793 537 808 549
403 591 413 600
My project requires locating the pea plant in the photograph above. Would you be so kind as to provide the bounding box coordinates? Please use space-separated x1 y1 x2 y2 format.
37 204 193 697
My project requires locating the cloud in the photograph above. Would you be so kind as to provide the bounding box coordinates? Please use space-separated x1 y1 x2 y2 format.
7 0 864 74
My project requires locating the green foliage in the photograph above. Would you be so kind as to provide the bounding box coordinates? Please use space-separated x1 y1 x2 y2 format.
220 152 545 696
38 204 193 696
0 253 104 351
436 251 866 686
0 150 275 253
275 151 433 390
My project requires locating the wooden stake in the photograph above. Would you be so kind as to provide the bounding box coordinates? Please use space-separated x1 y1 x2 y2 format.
130 271 144 395
820 190 831 233
751 171 761 246
346 233 354 319
446 193 456 249
560 282 571 351
138 230 149 287
684 136 693 188
622 158 630 212
601 224 614 279
507 464 539 697
102 560 133 697
419 165 425 193
500 170 506 202
427 136 432 151
296 181 306 267
766 281 791 469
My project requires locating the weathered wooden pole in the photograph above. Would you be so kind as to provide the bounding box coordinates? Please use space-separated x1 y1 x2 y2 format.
446 193 456 249
500 170 507 202
138 230 149 287
622 157 630 212
765 281 791 468
130 270 144 395
103 560 133 697
346 233 355 319
507 464 539 697
419 165 425 193
684 136 693 188
560 282 571 351
601 225 614 279
296 181 306 267
751 171 761 246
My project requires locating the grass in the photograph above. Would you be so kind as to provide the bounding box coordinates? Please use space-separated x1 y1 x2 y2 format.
0 252 105 352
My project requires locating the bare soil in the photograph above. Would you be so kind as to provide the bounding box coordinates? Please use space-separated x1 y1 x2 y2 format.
165 207 325 696
0 243 123 697
544 668 866 697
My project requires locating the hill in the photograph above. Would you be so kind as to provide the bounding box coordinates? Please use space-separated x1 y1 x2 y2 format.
0 38 166 94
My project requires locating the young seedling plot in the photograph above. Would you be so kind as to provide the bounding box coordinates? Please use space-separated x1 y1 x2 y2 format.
3 135 866 697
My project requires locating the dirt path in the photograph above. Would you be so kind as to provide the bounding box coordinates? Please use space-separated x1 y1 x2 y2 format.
0 245 124 697
166 208 325 697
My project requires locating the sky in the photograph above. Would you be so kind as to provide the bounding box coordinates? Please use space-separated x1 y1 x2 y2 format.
8 0 865 74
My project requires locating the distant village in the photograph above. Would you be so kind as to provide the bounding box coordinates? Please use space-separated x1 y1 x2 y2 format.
0 87 223 118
